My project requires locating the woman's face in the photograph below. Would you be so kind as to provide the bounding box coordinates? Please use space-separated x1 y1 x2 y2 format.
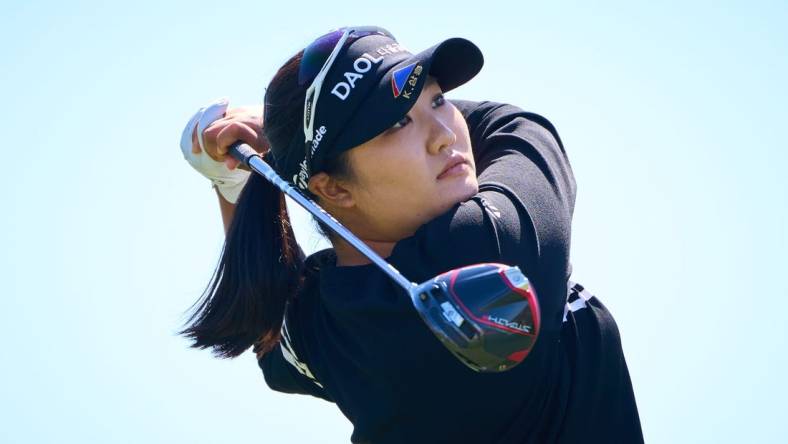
340 77 478 242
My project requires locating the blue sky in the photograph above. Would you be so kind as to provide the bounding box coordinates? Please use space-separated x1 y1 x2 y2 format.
1 1 786 442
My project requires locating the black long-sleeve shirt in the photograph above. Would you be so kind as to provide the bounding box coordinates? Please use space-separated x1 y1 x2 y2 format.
259 100 643 443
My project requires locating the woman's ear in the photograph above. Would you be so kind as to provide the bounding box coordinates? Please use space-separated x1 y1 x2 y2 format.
307 172 355 208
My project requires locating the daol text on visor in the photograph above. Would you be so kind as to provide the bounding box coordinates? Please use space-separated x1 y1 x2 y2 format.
330 44 408 100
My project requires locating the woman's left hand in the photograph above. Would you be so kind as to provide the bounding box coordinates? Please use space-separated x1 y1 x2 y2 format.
196 104 267 170
180 98 267 204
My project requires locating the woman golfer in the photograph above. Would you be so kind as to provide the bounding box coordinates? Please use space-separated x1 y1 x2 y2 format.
179 26 643 443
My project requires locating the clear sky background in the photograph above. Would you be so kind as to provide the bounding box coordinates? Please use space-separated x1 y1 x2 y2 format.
1 1 786 443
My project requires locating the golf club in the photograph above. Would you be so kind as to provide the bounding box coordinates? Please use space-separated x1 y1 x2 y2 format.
230 142 540 372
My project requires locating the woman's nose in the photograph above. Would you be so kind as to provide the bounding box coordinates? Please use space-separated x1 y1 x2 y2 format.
427 115 457 155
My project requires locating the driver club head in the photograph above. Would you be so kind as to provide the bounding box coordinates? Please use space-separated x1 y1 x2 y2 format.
410 263 540 372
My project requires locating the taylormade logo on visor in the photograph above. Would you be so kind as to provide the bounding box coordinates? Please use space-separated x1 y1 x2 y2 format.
293 125 327 191
294 158 309 190
310 126 327 156
330 44 406 101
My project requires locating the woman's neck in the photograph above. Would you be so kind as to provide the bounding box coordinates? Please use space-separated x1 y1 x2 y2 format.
331 236 397 267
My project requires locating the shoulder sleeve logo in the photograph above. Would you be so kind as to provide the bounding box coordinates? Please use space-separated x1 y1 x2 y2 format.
280 317 324 388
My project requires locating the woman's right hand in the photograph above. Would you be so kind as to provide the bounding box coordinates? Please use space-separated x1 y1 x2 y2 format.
180 98 268 203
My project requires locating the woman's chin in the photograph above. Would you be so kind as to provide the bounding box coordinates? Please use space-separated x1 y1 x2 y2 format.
439 177 479 208
455 176 480 201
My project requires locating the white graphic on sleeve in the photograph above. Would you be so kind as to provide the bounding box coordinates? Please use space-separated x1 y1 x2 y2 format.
562 281 594 322
480 198 501 219
280 317 324 388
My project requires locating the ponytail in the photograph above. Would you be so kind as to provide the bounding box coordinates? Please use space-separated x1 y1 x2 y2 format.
180 172 303 358
181 46 354 358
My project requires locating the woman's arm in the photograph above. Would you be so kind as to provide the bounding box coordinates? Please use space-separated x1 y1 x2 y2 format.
183 103 267 234
216 188 236 234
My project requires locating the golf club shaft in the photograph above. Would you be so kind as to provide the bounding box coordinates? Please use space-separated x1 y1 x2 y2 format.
230 142 416 292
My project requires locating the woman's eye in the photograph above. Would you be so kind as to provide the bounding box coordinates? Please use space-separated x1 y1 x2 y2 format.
392 115 411 129
432 94 446 108
391 94 446 131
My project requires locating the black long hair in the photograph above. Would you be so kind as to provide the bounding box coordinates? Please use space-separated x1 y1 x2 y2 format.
180 50 353 358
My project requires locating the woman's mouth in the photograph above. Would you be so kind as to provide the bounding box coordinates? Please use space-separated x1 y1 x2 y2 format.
437 157 469 180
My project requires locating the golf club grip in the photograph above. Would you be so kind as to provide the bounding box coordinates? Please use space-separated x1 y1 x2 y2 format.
229 142 257 164
228 142 294 194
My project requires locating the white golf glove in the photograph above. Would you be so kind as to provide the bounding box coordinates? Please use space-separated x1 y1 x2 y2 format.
180 98 251 204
